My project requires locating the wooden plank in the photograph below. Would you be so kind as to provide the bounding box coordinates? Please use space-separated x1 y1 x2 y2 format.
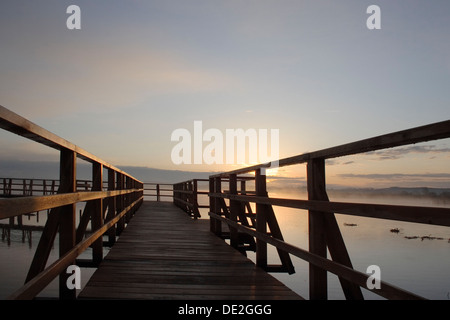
79 201 302 300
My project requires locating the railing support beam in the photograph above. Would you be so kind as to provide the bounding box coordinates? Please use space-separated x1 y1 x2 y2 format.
255 169 268 269
307 159 328 300
58 148 77 300
91 162 103 265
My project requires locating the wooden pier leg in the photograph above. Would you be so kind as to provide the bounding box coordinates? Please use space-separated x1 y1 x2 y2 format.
58 148 77 300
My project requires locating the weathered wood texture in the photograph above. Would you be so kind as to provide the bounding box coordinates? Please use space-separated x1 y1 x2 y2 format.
79 201 302 300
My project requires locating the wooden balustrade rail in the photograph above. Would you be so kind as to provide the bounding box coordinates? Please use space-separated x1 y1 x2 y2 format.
143 182 174 201
173 179 210 219
0 106 144 300
208 119 450 300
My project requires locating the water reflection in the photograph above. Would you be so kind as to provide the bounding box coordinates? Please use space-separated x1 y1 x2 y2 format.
0 203 95 299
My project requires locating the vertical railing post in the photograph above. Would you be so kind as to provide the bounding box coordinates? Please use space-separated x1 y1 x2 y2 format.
212 177 222 236
91 162 103 265
307 158 328 300
116 173 125 235
58 148 76 300
255 169 267 269
139 181 144 206
183 182 188 212
173 183 177 206
209 177 215 233
157 184 160 202
106 168 116 246
229 174 239 249
125 176 132 222
192 179 200 219
186 181 192 214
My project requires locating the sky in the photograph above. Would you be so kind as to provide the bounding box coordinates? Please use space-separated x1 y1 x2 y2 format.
0 0 449 188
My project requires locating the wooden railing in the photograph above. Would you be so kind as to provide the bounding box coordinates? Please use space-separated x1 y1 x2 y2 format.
173 179 209 219
208 119 450 300
0 106 144 300
143 182 173 201
1 177 94 197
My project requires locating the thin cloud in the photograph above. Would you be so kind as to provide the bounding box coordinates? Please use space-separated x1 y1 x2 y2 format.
336 172 450 189
0 40 239 118
338 173 450 180
366 145 450 161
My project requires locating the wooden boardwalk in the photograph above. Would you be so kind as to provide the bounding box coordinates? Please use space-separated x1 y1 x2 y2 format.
79 201 302 300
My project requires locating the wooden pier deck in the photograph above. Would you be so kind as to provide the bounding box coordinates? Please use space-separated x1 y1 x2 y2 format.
78 201 302 300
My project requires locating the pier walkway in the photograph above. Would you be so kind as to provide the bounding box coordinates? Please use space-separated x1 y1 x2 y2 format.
78 201 301 300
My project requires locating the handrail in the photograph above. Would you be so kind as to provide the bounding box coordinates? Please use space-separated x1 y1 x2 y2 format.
208 119 450 300
0 178 96 197
0 105 144 299
0 189 141 220
211 119 450 178
143 182 174 201
0 106 140 182
172 179 210 218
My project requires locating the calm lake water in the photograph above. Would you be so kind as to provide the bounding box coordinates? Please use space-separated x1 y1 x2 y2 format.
1 193 449 300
